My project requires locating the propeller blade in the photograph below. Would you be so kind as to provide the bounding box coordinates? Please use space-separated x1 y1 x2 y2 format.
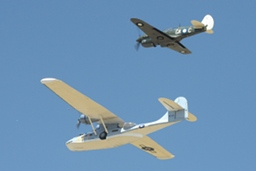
134 27 142 51
76 120 81 129
135 42 140 51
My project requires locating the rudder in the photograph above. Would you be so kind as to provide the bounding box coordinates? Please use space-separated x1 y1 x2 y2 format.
201 14 214 33
174 97 188 119
174 97 197 122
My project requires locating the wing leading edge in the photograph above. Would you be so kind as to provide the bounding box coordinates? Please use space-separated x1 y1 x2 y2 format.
131 136 174 160
41 78 124 125
131 18 191 54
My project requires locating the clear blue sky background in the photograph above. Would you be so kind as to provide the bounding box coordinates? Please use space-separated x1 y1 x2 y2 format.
1 1 255 170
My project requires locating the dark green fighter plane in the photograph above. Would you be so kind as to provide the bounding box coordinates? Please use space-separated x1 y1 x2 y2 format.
131 14 214 54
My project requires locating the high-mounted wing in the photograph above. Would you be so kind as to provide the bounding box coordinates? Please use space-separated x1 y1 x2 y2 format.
41 78 124 125
130 135 174 160
131 18 191 54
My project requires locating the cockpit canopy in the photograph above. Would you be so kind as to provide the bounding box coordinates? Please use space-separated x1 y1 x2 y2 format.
123 122 136 130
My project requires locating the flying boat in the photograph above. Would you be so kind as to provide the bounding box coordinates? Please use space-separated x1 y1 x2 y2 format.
41 78 197 160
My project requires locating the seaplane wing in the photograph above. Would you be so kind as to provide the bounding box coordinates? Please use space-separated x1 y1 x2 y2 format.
131 136 174 160
130 18 191 54
41 78 124 125
131 18 174 45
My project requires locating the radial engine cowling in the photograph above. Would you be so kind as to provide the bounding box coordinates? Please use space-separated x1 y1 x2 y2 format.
78 115 98 125
140 38 155 48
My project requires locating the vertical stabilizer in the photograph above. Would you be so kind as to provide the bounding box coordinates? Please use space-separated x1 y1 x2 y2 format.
201 14 214 33
158 97 197 122
174 97 188 119
191 14 214 34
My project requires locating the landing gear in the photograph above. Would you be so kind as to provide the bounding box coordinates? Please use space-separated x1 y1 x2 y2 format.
99 131 107 140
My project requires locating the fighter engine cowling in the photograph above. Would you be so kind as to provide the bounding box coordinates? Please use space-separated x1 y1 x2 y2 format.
140 38 155 48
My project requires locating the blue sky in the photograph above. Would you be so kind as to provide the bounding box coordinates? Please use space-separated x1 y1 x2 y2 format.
1 1 256 170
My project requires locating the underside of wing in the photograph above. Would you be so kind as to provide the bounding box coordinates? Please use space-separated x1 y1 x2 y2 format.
41 78 124 125
131 18 175 45
166 41 191 54
130 136 174 160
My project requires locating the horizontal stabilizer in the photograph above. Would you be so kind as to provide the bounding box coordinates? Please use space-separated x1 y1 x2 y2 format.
158 97 183 112
191 14 214 34
158 97 197 122
187 112 197 122
191 20 204 28
206 30 214 34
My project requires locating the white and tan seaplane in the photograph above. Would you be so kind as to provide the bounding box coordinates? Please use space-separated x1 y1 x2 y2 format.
41 78 197 160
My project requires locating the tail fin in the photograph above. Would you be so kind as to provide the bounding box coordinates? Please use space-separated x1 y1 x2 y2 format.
158 97 197 122
201 14 214 34
191 14 214 34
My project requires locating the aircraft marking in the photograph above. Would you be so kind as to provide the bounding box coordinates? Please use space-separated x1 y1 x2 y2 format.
140 144 157 153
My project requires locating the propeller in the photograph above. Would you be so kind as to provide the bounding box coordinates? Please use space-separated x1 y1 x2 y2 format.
135 42 140 51
75 114 99 129
134 28 142 51
76 114 86 129
76 119 81 129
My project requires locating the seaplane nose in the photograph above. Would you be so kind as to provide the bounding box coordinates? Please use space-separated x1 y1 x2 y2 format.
66 138 74 145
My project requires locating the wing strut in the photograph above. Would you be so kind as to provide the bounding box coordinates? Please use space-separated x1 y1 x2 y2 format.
88 116 97 135
99 116 108 133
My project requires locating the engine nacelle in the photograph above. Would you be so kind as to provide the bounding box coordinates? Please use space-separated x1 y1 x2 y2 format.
78 115 98 125
141 38 155 48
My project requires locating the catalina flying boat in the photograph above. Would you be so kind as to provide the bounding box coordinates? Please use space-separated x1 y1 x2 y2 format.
41 78 197 160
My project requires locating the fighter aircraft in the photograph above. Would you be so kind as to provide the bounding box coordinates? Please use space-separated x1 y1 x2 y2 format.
131 14 214 54
41 78 197 160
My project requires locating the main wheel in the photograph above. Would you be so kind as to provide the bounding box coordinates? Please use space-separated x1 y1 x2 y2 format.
99 131 107 140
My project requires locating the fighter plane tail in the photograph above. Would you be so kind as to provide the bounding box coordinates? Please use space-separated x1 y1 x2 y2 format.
201 14 214 34
191 14 214 34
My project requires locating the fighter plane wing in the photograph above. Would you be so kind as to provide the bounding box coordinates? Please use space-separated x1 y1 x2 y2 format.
130 135 174 160
130 18 191 54
131 18 174 45
41 78 125 125
166 41 191 54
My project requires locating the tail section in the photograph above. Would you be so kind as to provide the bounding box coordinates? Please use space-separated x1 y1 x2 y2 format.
174 97 189 119
158 97 197 122
191 14 214 34
201 15 214 31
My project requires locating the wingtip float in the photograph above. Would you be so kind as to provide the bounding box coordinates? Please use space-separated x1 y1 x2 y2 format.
41 78 58 84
